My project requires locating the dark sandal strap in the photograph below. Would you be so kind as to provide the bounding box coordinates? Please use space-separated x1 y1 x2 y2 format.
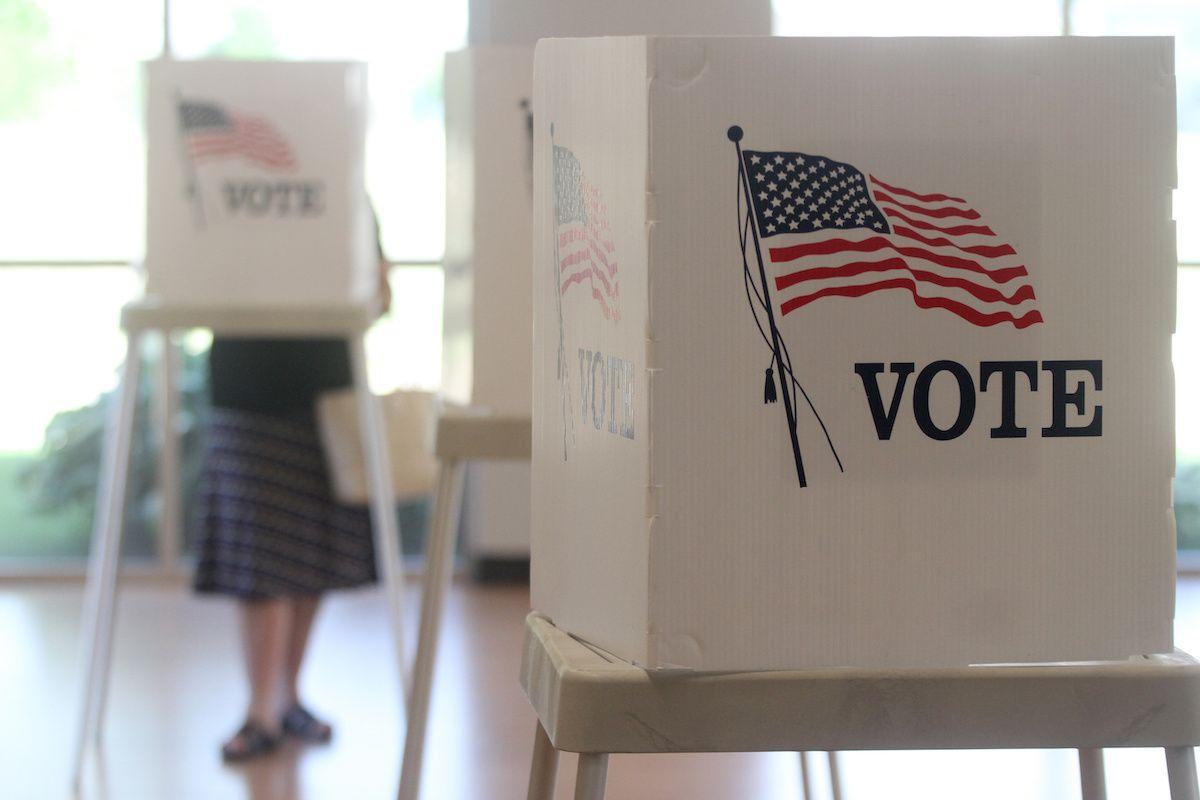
281 705 333 742
222 720 279 762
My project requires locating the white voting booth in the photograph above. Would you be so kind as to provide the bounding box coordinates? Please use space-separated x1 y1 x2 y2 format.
532 35 1177 672
72 59 409 788
144 60 377 306
523 35 1196 800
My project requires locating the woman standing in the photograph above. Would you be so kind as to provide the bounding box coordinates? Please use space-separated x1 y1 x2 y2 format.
193 246 392 762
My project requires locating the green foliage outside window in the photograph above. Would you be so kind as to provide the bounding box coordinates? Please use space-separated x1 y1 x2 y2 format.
0 0 72 122
10 347 430 561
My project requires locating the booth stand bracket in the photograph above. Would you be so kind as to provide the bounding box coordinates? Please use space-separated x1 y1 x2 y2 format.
521 612 1200 800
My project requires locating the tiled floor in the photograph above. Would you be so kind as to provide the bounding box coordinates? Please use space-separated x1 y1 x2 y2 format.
3 577 1199 799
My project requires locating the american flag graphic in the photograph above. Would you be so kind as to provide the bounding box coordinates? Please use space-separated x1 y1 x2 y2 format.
178 100 296 172
554 144 620 320
741 149 1042 329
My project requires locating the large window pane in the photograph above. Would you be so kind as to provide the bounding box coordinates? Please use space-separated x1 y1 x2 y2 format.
0 262 442 563
366 266 445 393
0 268 156 561
169 0 468 261
1177 269 1200 549
0 0 161 260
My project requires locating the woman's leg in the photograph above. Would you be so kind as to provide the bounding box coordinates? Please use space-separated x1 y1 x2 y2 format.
222 598 291 759
283 595 320 707
241 598 292 726
280 595 333 741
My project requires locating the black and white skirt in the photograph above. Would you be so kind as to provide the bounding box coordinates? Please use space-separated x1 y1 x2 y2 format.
193 407 377 599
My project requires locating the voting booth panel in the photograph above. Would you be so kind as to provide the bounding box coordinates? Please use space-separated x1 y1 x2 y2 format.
443 47 536 413
531 37 1177 671
443 47 537 557
444 4 773 560
144 60 375 307
468 0 772 45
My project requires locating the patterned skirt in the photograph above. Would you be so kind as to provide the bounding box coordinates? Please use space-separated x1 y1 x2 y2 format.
193 407 377 599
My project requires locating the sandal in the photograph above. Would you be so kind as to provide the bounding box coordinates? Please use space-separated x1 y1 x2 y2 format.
281 704 333 743
221 720 279 763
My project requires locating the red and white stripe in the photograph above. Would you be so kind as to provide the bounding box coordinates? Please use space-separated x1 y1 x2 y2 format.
768 175 1042 329
559 180 620 321
188 115 296 172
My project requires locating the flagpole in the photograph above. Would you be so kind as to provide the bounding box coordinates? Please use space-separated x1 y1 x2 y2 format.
728 125 807 487
174 90 205 229
550 123 570 460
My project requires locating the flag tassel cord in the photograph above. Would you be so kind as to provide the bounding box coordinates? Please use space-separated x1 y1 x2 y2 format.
738 170 844 475
729 125 844 482
730 125 808 488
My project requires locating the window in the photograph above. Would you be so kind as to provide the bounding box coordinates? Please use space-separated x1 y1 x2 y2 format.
0 1 464 564
0 268 147 561
0 0 161 260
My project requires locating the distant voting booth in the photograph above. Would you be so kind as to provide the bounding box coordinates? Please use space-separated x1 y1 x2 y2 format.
443 0 773 560
442 46 537 559
531 36 1177 671
74 60 411 790
143 59 374 307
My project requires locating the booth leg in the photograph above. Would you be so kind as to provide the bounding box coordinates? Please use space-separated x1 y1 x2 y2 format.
349 337 409 704
526 721 560 800
154 331 183 573
71 331 143 789
574 753 608 800
827 751 843 800
798 752 812 800
1078 748 1107 800
1167 747 1199 800
397 457 466 800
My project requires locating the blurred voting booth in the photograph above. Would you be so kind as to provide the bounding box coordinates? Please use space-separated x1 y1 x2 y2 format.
75 59 409 788
442 0 771 565
145 59 375 306
531 37 1176 670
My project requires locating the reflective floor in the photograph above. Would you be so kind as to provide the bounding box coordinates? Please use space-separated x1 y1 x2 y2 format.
3 577 1199 799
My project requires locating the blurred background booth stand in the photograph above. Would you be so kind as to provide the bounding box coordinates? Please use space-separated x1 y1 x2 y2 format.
70 299 409 790
398 412 531 800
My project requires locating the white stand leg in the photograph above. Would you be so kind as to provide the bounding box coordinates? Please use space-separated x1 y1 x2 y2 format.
827 751 843 800
348 337 409 704
154 331 183 574
1078 748 1107 800
71 331 143 790
397 458 466 800
574 753 608 800
1167 747 1200 800
527 721 560 800
798 751 812 800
